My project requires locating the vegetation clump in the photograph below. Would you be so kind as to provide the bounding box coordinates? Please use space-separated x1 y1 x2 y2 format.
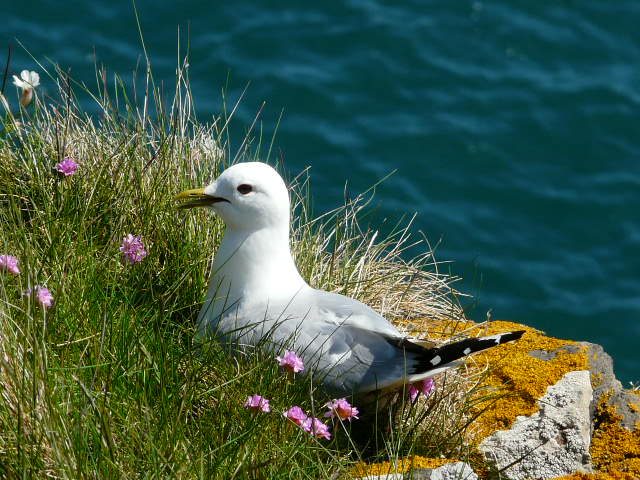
0 61 474 478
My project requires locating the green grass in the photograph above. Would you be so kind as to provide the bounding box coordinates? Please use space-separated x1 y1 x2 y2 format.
0 58 486 479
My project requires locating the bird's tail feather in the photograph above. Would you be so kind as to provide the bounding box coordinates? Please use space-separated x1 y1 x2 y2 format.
407 330 525 375
361 330 525 394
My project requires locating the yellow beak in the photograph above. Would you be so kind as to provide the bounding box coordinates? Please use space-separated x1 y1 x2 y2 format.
175 187 223 209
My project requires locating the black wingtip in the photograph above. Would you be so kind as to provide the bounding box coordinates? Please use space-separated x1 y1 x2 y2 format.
498 330 526 343
397 329 527 375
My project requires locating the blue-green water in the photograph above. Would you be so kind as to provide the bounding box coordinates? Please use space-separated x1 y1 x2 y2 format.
2 2 639 383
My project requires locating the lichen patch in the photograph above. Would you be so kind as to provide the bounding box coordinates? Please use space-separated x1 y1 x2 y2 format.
358 319 639 479
462 321 589 443
350 456 455 477
550 472 637 479
590 392 640 477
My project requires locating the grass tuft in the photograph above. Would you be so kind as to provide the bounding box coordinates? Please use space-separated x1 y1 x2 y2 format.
0 54 487 479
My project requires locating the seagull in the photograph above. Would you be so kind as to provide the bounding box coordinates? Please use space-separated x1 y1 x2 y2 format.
176 162 523 396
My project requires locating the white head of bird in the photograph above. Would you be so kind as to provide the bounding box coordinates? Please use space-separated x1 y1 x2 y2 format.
177 162 291 232
176 162 306 333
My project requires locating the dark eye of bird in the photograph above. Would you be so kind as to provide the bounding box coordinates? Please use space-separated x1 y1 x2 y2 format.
237 184 252 195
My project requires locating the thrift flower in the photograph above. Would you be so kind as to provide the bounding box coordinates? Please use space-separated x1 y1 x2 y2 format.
283 406 308 426
23 286 54 309
12 70 40 106
120 234 147 264
408 378 435 403
55 157 79 177
324 398 359 421
243 394 270 413
302 417 331 440
0 254 20 275
276 350 304 373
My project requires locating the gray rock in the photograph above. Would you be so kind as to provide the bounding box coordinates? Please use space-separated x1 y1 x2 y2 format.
580 341 640 431
356 475 404 480
581 342 622 424
479 370 593 480
408 462 478 480
354 462 478 480
605 389 640 430
528 344 581 362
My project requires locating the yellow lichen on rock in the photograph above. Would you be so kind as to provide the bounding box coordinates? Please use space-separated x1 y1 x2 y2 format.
350 456 454 477
550 472 637 479
590 392 640 477
390 318 592 444
463 321 589 442
592 372 604 387
353 319 639 479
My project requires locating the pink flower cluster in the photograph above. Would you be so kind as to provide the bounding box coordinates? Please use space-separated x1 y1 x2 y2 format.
241 353 360 441
23 286 54 308
283 406 331 440
2 254 54 309
283 406 307 426
119 234 148 264
408 377 436 403
243 394 271 413
55 157 79 177
276 350 305 373
244 395 329 435
0 254 20 275
324 398 359 420
302 417 331 440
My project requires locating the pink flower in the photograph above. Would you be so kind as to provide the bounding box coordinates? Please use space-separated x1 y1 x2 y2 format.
276 350 304 373
302 417 331 440
408 378 435 403
324 398 359 421
23 286 54 308
0 254 20 275
283 406 308 426
119 234 147 264
243 394 270 413
55 157 79 176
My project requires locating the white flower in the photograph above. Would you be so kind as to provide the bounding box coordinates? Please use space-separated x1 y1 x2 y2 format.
12 70 40 106
12 70 40 90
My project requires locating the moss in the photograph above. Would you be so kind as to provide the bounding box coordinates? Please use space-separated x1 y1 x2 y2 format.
350 456 455 477
590 392 640 476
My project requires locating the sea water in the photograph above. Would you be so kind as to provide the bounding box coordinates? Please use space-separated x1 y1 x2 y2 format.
2 1 638 383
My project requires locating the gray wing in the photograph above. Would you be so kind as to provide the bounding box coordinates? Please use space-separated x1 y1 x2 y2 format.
288 289 417 394
218 288 421 395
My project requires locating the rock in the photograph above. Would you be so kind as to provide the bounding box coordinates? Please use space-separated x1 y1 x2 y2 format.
352 322 640 479
353 462 478 480
528 344 581 361
479 370 593 479
409 462 478 480
582 341 640 430
355 475 404 480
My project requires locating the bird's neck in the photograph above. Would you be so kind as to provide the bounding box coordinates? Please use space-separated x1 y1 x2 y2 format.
200 225 308 324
